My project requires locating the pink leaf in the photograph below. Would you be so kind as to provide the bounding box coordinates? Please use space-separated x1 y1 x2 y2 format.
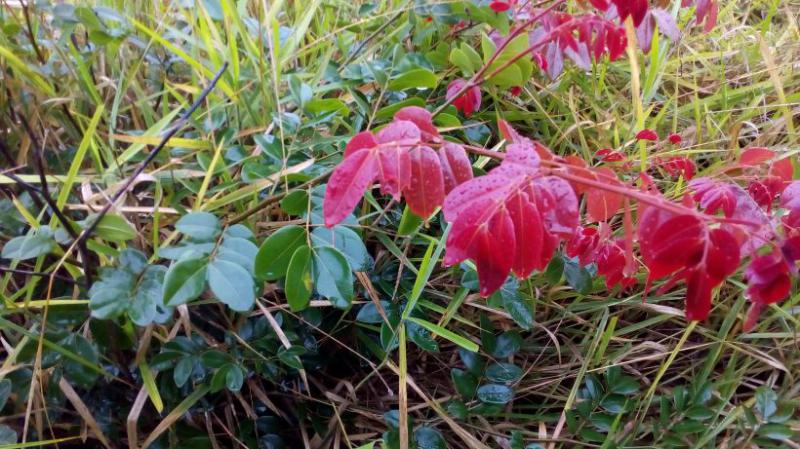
344 131 378 158
394 107 440 141
438 142 473 193
376 120 421 145
403 146 445 218
586 167 623 222
323 150 378 227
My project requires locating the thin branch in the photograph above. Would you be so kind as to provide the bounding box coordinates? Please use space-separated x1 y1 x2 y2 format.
75 62 229 246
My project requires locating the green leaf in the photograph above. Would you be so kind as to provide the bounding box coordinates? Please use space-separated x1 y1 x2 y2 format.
255 225 307 280
451 368 478 398
119 249 148 274
217 237 258 274
356 301 389 324
397 206 423 236
388 68 438 91
685 406 714 421
0 424 16 445
494 279 533 330
407 321 439 352
672 419 705 434
415 426 446 449
485 363 523 384
449 48 474 75
490 331 521 358
310 226 371 271
759 423 793 440
755 386 778 419
280 190 309 215
305 98 350 116
477 384 514 405
89 276 132 319
375 97 426 121
0 379 11 410
207 259 255 311
311 246 353 308
163 257 208 306
175 211 221 241
563 256 595 295
225 364 245 392
90 213 136 241
285 245 313 311
1 233 54 260
544 253 564 283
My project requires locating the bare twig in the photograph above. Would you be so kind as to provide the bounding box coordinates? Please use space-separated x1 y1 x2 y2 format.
75 62 229 247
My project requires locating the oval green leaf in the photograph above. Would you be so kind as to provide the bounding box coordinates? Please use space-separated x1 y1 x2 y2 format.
163 257 208 306
255 225 307 280
207 259 255 312
285 245 313 312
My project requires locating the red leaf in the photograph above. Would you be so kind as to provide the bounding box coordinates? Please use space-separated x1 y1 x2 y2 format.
394 106 440 141
447 79 481 117
498 119 524 144
444 174 515 224
376 120 421 145
595 148 626 162
403 146 445 218
567 226 600 266
586 167 623 222
689 177 737 217
376 144 411 199
442 140 572 296
740 147 775 166
705 228 741 280
641 214 704 279
530 176 579 237
770 157 793 184
685 270 714 321
323 150 378 227
344 131 378 158
506 191 547 278
781 181 800 211
438 142 473 193
745 253 791 305
661 157 695 180
635 129 658 141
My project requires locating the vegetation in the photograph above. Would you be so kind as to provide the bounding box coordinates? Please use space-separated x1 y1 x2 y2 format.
0 1 798 448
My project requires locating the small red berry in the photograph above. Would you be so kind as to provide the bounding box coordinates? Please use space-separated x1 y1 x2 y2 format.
509 86 522 96
668 133 682 144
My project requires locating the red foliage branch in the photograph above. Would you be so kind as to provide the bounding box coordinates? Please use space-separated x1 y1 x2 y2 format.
323 0 792 331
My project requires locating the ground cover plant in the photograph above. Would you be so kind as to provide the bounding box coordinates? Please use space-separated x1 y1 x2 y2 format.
0 0 798 448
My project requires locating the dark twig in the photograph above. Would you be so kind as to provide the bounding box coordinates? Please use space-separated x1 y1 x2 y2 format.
228 168 333 225
0 265 77 284
338 11 403 70
75 62 229 247
13 115 94 286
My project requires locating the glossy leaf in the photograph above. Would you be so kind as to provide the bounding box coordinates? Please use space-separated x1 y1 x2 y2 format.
285 245 313 311
311 246 353 308
175 211 221 241
207 259 255 311
163 257 208 306
255 225 307 280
